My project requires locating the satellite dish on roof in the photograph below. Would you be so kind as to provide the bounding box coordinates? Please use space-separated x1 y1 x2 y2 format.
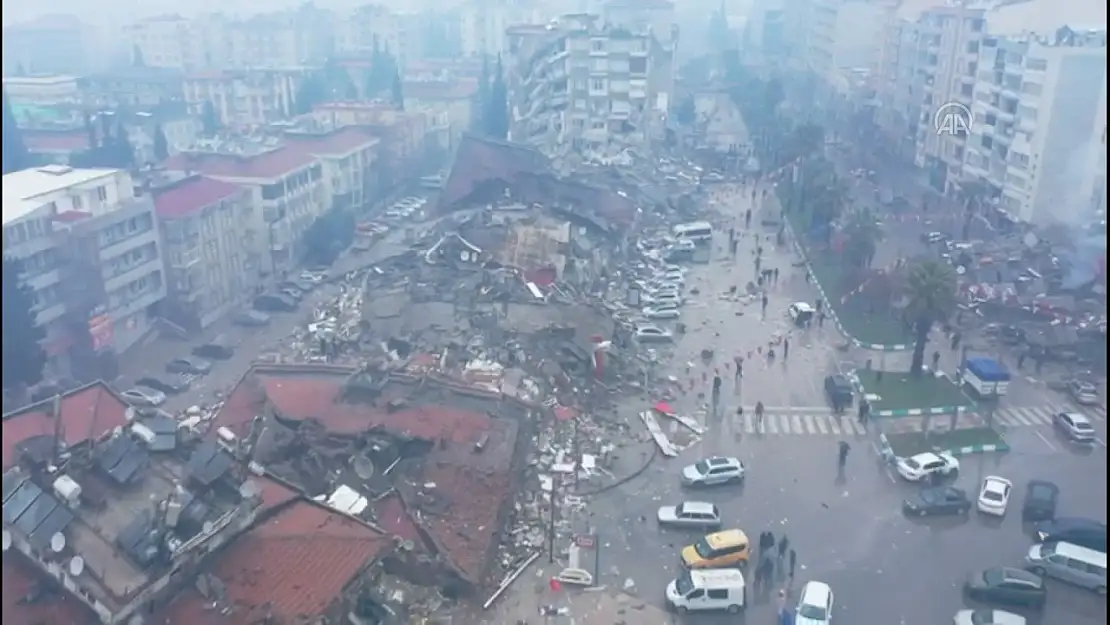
1023 232 1039 248
956 265 967 275
2 530 11 551
50 532 66 553
352 454 376 481
69 556 85 576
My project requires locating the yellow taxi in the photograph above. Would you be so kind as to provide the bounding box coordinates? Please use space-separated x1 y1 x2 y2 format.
681 529 752 569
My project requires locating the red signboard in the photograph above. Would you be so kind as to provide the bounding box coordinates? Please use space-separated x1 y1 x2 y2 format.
89 314 114 352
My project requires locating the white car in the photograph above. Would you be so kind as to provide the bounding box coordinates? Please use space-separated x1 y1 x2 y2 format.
655 271 685 286
953 609 1025 625
642 307 681 320
121 387 167 407
647 294 683 309
634 325 674 342
895 452 960 482
795 581 834 625
977 476 1012 516
656 501 723 529
681 457 745 487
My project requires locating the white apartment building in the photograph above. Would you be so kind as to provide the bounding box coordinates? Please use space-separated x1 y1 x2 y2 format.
506 15 667 157
962 29 1107 225
803 0 891 85
227 11 330 69
875 2 987 192
335 4 407 64
123 14 218 71
184 70 299 128
1 75 81 106
280 123 382 213
151 173 262 330
163 138 328 276
459 0 546 58
2 166 167 380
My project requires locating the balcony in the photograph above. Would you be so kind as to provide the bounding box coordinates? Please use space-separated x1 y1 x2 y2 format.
171 248 201 269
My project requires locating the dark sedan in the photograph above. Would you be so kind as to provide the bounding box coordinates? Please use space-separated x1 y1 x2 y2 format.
166 357 212 375
964 567 1046 608
1021 480 1059 523
1035 517 1107 552
903 486 972 516
824 374 854 407
135 376 191 396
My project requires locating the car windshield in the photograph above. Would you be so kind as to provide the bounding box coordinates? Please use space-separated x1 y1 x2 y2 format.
694 538 715 559
1072 420 1094 430
918 490 938 504
982 568 1005 586
903 458 921 470
797 604 827 620
969 610 996 625
1030 484 1057 501
694 461 710 474
674 571 695 595
983 489 1004 502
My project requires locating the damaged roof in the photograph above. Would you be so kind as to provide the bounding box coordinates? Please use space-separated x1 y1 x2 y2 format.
2 558 96 625
439 133 550 211
154 482 393 625
2 382 131 469
214 365 522 584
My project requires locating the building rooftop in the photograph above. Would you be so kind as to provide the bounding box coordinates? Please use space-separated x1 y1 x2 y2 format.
21 129 90 154
163 144 318 181
280 125 380 156
404 78 480 101
2 557 96 624
2 382 131 470
2 166 118 226
987 0 1107 36
152 175 246 220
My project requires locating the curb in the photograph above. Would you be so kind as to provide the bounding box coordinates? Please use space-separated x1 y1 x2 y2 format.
779 192 910 353
575 444 659 497
873 406 960 417
943 442 1011 455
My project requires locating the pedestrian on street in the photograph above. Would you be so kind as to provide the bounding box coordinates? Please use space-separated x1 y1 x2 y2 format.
778 536 789 561
817 311 826 327
951 332 962 350
815 298 823 313
773 267 780 284
756 401 766 431
762 554 775 587
745 209 752 228
838 441 850 469
734 355 743 380
782 339 790 361
804 270 811 284
932 350 941 370
1017 352 1027 369
789 549 797 579
761 294 769 317
755 256 762 274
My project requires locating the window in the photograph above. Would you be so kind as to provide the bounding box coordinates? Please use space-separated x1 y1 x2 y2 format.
96 186 108 202
72 195 83 209
707 589 729 599
590 79 605 91
1021 82 1042 96
1026 58 1048 71
967 41 979 54
591 39 605 52
687 589 704 599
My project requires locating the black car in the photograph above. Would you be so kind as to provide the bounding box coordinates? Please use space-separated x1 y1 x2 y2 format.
1022 480 1059 522
964 567 1047 608
824 374 854 407
254 293 298 313
1035 518 1107 552
135 376 190 395
903 486 971 516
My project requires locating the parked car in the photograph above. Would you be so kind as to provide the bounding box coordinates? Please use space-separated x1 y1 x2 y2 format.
896 452 960 482
634 325 674 343
657 501 724 530
166 357 212 375
953 609 1025 625
254 294 298 313
978 476 1013 517
193 335 234 360
120 387 167 407
135 376 190 396
963 567 1046 609
232 310 271 327
795 580 835 625
823 374 854 407
1068 380 1100 406
681 457 745 487
1053 412 1096 443
643 307 681 320
1025 541 1107 593
279 287 304 301
1035 517 1107 552
788 302 815 326
1021 480 1059 522
903 486 972 516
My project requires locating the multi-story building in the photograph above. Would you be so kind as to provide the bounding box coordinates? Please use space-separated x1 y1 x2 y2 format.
335 5 407 65
151 173 263 330
2 14 91 76
123 14 208 71
162 139 327 277
81 66 186 109
404 78 480 154
227 9 331 70
1 75 82 107
803 0 891 83
184 70 299 128
962 28 1107 224
2 165 167 380
506 15 664 157
459 0 545 58
280 123 381 212
875 1 987 192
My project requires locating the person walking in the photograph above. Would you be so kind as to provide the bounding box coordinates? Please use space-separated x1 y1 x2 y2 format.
789 549 797 580
782 338 790 362
773 267 780 284
778 536 789 562
761 294 769 317
838 441 850 469
756 401 766 431
733 355 744 381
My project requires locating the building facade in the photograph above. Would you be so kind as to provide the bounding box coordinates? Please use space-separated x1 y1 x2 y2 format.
2 15 91 76
151 174 263 330
183 70 299 128
962 29 1107 224
2 166 167 380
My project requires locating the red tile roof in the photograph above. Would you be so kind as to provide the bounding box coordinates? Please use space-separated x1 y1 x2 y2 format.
2 557 96 625
439 134 549 212
284 127 378 156
2 382 130 469
374 494 424 545
23 130 89 153
152 175 245 220
53 210 92 223
154 494 392 625
162 146 317 181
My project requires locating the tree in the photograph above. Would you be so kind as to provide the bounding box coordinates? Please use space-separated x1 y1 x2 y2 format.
2 256 47 393
785 123 825 161
904 260 958 376
761 78 785 118
957 178 992 240
115 123 135 167
295 76 325 115
201 100 220 135
390 69 404 110
841 207 883 269
301 207 356 266
132 45 145 67
2 90 31 174
675 95 696 125
84 112 99 150
484 55 510 140
152 124 169 161
708 2 732 51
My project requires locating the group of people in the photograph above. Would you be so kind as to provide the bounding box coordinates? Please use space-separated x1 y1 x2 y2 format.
752 530 797 593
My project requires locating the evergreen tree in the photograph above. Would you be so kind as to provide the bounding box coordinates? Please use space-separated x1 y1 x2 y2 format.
84 112 99 150
2 90 31 174
115 123 135 167
484 55 510 139
472 56 490 132
2 256 47 393
391 69 404 110
152 124 169 161
201 100 220 134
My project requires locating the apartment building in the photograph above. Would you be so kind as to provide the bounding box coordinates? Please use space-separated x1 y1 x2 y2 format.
506 16 662 157
227 10 331 69
404 78 480 153
162 139 327 276
280 123 381 213
184 70 298 128
151 173 262 330
81 66 186 109
1 76 81 107
2 14 91 76
335 4 407 64
2 166 167 380
962 29 1107 225
123 14 209 71
458 0 546 58
803 0 891 83
311 102 434 194
875 2 987 192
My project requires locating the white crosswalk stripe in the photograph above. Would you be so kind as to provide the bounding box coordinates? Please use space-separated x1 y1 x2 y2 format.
989 405 1106 428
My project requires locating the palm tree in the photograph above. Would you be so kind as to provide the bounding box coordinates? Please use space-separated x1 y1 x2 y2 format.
904 261 958 375
956 178 992 239
842 208 883 268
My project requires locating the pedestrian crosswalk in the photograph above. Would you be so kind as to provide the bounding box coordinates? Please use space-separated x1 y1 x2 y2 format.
694 404 1105 438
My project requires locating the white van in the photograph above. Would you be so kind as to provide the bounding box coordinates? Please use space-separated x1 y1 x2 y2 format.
1026 541 1107 594
665 569 746 614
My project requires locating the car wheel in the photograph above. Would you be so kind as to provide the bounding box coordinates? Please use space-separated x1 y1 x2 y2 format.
1030 566 1046 576
727 604 741 614
1096 585 1106 596
677 606 689 614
